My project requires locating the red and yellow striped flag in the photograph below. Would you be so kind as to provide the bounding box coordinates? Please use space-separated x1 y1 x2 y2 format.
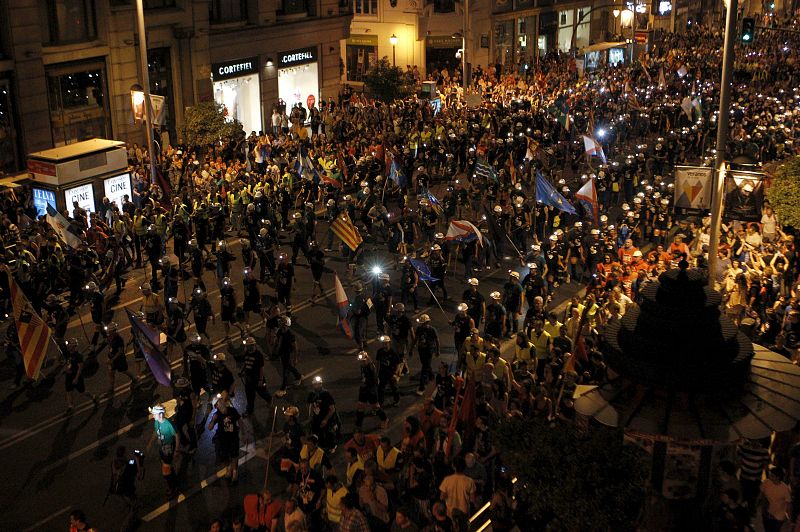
2 266 51 379
330 213 363 252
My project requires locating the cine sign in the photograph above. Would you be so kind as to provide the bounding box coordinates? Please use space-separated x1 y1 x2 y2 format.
64 183 96 223
104 173 132 210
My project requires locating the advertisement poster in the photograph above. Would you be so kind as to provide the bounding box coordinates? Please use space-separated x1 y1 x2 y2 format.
64 183 95 221
103 173 132 210
32 187 56 219
662 442 701 500
723 170 764 223
674 166 713 212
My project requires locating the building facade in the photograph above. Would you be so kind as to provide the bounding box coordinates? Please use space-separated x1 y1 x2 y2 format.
0 0 352 175
340 0 492 84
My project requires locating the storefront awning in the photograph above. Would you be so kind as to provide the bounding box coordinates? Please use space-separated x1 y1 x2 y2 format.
581 41 628 54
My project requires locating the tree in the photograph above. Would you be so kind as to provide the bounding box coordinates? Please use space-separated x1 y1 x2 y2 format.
494 417 648 531
766 155 800 229
180 101 244 150
363 57 413 103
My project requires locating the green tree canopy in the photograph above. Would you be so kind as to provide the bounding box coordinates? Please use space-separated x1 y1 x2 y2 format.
494 417 648 531
363 57 413 103
180 101 244 149
766 155 800 229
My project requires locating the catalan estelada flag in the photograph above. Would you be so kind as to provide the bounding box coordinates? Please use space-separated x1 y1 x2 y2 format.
334 274 352 339
330 213 363 252
2 265 51 380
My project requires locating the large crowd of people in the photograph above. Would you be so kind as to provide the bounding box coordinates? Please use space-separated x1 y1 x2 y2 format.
6 21 800 532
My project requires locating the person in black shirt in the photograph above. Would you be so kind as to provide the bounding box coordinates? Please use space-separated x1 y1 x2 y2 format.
308 241 326 300
174 377 198 453
209 352 235 404
274 316 302 397
355 351 388 430
185 334 211 399
373 273 393 334
241 336 271 417
96 322 137 395
308 376 340 451
413 314 439 396
275 254 295 314
241 267 261 323
63 338 98 411
207 396 241 483
190 288 214 341
144 225 163 284
462 278 486 327
219 277 243 341
428 245 448 301
399 258 419 311
451 302 474 365
86 281 105 347
165 298 187 360
375 336 402 407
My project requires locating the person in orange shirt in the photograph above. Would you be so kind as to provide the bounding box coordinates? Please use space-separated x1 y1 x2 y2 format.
630 250 651 273
668 234 691 258
618 238 639 266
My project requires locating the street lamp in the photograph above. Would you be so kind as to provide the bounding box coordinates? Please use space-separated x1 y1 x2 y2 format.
452 31 466 90
134 0 157 186
390 34 398 66
613 9 621 36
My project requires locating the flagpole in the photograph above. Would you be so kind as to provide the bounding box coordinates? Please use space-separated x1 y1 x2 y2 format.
262 404 279 490
421 280 449 320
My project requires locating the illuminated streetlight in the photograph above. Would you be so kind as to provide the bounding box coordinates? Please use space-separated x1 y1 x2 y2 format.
390 34 398 66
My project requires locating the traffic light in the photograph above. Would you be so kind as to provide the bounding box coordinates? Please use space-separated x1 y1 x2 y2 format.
741 18 755 44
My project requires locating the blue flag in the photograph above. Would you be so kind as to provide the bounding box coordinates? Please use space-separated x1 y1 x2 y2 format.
409 258 439 282
536 171 576 215
389 159 408 188
474 161 498 182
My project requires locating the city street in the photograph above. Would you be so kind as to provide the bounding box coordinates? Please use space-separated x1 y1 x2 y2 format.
0 225 580 531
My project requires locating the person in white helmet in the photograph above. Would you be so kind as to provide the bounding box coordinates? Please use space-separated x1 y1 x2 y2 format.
96 322 137 395
412 314 439 395
63 338 99 411
147 403 180 498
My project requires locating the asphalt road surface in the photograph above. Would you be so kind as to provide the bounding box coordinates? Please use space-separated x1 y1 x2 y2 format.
0 221 581 531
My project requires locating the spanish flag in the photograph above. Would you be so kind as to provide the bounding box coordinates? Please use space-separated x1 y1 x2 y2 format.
2 266 51 380
330 213 363 252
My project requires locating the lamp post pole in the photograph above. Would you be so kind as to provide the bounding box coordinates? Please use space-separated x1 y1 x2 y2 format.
390 34 398 66
135 0 157 185
707 0 739 287
463 0 469 89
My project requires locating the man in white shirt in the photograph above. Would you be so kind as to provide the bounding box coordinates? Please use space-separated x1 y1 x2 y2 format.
439 456 476 518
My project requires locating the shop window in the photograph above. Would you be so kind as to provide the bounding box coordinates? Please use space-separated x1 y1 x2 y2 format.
209 0 247 23
346 44 377 82
0 79 19 174
353 0 378 15
46 64 111 146
43 0 97 45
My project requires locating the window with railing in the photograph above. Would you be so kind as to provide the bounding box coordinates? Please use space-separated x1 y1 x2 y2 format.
42 0 97 45
144 0 177 8
279 0 312 15
434 0 455 13
353 0 378 15
209 0 247 23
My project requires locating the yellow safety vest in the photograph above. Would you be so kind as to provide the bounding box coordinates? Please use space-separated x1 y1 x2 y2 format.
377 446 399 472
325 486 348 523
134 215 147 236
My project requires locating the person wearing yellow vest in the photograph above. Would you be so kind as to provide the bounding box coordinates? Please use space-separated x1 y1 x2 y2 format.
299 435 332 475
132 208 148 266
324 475 349 526
529 318 551 359
344 447 365 488
512 331 536 370
376 436 400 474
243 489 282 532
153 208 168 254
139 283 163 325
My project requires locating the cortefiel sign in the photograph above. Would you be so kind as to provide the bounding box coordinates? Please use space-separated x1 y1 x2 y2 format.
211 57 260 81
64 183 96 220
278 47 317 68
104 172 132 210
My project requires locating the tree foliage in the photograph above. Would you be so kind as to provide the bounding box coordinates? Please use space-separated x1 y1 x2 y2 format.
363 57 413 103
767 155 800 229
494 417 648 531
180 101 244 149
